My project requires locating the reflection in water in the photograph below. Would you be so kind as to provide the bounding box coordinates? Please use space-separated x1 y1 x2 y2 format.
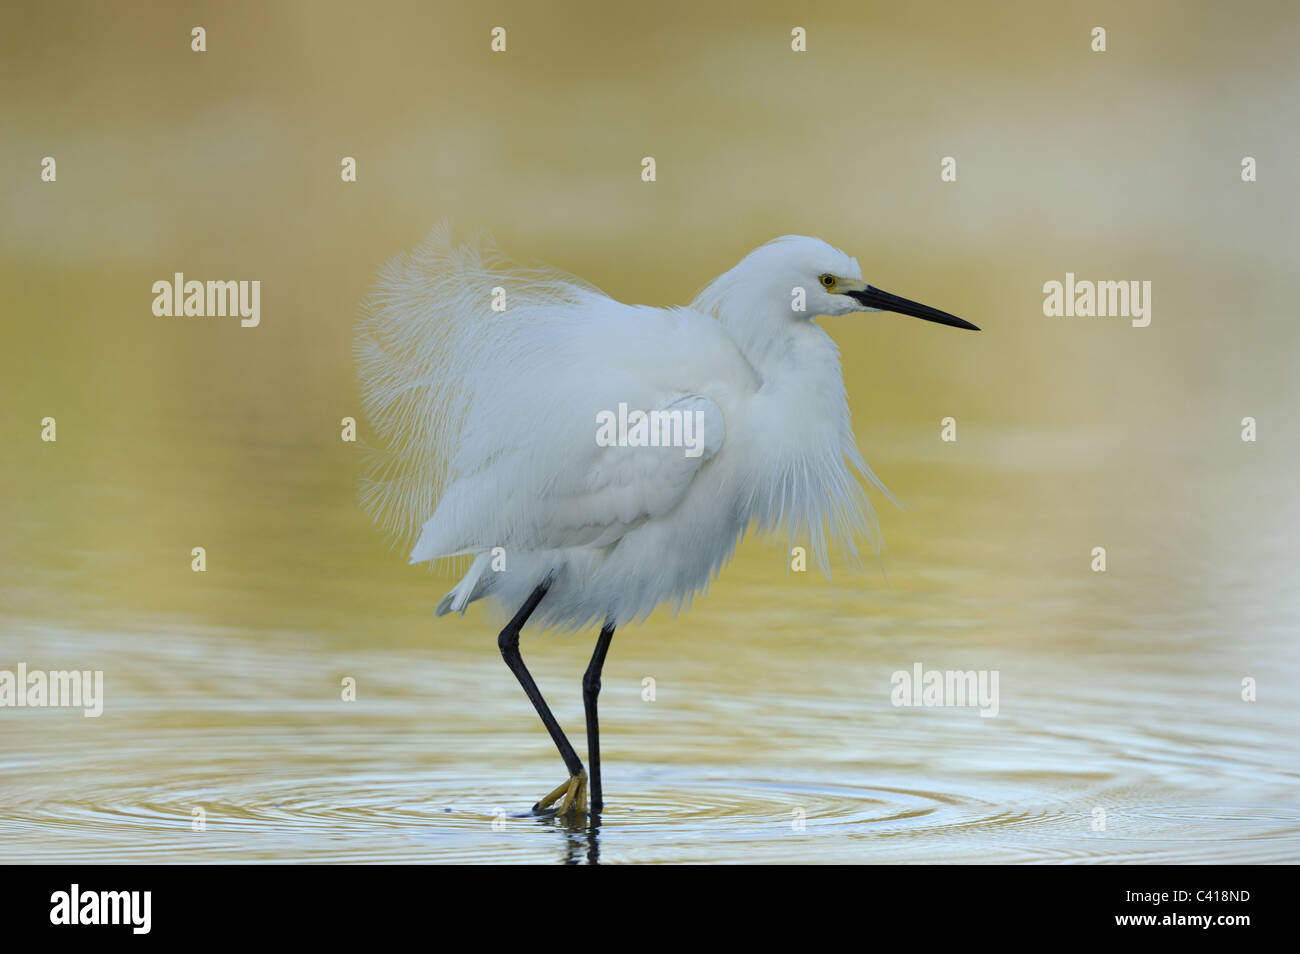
561 815 601 866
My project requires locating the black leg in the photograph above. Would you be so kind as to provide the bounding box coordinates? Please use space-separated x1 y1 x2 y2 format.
497 582 585 793
583 620 616 812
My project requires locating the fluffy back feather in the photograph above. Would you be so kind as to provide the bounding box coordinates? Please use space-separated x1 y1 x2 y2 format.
354 223 603 548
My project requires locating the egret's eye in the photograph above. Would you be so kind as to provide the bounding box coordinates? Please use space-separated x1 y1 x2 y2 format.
820 274 835 288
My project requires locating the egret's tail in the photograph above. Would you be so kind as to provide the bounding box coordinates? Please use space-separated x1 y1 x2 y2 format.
433 552 493 616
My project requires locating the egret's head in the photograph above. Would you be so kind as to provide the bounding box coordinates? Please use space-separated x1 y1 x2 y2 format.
738 235 980 330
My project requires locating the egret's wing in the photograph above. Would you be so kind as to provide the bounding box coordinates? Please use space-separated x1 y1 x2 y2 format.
539 393 725 548
410 393 725 559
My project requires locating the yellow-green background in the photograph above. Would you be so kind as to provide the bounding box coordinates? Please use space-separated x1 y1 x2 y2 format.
1 0 1297 862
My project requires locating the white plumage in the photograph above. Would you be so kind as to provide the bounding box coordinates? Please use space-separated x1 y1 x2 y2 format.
355 226 939 632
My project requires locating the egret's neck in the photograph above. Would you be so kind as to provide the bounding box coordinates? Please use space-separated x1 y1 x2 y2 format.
717 302 841 390
702 294 853 454
692 277 854 434
742 318 849 431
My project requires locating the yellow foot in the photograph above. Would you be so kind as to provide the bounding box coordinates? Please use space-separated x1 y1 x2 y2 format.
533 770 587 819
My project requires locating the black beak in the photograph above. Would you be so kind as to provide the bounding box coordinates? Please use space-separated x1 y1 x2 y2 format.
847 285 980 331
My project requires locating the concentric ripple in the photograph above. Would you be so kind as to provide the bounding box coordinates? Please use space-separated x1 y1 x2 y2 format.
2 619 1298 863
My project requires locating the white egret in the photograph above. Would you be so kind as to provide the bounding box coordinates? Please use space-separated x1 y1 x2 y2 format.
355 226 978 819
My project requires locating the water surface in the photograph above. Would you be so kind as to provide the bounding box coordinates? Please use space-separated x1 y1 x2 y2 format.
2 0 1299 864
